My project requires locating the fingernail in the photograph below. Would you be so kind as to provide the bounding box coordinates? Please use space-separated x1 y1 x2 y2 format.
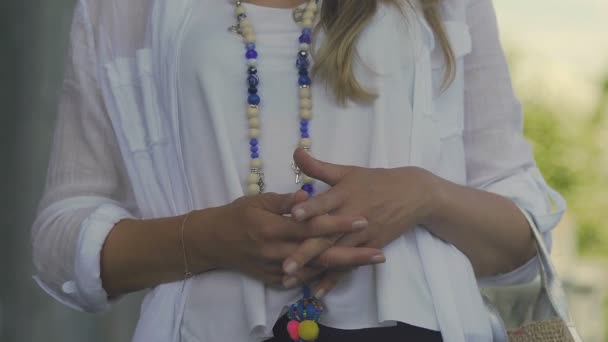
283 277 299 288
284 260 299 275
314 289 326 299
293 208 306 221
352 219 368 231
370 254 386 264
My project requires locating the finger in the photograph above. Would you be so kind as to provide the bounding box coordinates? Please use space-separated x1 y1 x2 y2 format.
292 190 310 206
291 188 345 222
312 270 350 299
293 148 353 186
284 243 385 275
259 192 299 215
282 266 326 289
283 236 337 275
333 229 370 248
312 246 385 270
282 190 309 218
275 214 367 241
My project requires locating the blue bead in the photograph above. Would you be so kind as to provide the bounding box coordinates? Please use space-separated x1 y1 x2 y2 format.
296 56 310 69
250 146 259 153
303 28 312 35
245 43 256 50
301 119 309 126
301 132 310 138
298 75 311 86
306 304 316 320
247 74 259 87
299 68 308 76
248 87 258 94
246 49 258 59
251 152 260 159
300 126 308 134
302 184 314 195
303 285 312 298
299 34 311 44
249 139 258 146
248 94 261 105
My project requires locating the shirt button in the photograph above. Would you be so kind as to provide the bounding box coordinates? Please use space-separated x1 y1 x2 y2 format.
62 281 77 294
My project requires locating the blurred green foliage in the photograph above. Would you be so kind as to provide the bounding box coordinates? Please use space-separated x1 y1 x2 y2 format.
521 72 608 341
522 75 608 257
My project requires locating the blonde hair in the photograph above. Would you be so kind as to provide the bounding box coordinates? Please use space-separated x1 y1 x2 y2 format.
313 0 455 104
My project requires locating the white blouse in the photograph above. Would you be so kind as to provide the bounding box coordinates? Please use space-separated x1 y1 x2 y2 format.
31 0 566 342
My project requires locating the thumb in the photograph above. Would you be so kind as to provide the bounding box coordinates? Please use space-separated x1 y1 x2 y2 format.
293 148 352 186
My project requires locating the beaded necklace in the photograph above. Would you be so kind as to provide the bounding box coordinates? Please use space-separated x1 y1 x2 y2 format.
231 1 326 341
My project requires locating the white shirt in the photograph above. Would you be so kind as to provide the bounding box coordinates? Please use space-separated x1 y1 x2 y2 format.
31 0 566 342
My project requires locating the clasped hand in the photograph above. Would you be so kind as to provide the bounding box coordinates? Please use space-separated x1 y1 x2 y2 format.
281 149 438 298
198 149 437 295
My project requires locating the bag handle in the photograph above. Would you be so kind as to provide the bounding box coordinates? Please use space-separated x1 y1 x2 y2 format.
519 209 583 341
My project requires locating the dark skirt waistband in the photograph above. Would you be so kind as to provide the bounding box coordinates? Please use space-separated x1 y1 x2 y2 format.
265 314 443 342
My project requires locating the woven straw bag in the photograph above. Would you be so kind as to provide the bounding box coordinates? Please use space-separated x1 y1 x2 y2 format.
482 210 584 342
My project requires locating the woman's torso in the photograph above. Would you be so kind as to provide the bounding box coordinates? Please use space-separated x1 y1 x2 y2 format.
96 0 490 341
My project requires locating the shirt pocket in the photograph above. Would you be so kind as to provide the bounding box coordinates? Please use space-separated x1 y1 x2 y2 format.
103 49 178 217
430 20 472 139
105 50 168 153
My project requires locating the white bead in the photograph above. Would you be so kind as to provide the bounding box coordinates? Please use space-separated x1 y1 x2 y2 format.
307 1 317 12
247 59 257 67
302 19 313 28
303 11 315 20
240 18 252 28
235 5 246 15
247 173 260 185
300 98 312 110
248 117 260 128
299 87 311 100
247 184 261 195
242 26 254 37
244 33 256 43
247 106 260 118
299 138 312 148
303 176 316 184
300 109 312 120
249 128 261 138
299 43 310 52
250 158 263 169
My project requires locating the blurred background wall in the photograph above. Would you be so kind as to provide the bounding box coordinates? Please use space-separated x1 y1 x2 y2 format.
0 0 143 341
1 0 606 341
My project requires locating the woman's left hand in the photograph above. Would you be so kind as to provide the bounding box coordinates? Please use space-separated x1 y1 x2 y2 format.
282 149 442 295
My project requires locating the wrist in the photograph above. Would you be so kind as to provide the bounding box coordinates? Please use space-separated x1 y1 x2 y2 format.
183 208 222 274
413 167 448 227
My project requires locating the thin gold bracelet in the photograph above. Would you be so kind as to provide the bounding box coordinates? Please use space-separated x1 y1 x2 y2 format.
180 211 194 279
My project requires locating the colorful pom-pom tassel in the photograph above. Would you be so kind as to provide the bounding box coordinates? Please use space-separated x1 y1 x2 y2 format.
287 320 301 341
298 320 319 341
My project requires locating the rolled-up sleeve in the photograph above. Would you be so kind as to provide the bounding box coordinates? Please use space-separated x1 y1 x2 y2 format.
31 2 138 313
462 0 566 286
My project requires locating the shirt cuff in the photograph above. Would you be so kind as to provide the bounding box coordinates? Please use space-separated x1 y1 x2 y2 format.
72 203 134 312
476 167 566 287
33 202 134 313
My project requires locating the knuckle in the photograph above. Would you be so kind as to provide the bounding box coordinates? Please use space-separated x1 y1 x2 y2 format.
308 215 329 234
317 236 335 249
258 224 274 239
315 254 332 269
259 245 279 261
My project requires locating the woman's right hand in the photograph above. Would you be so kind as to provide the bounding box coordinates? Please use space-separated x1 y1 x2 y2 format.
188 192 385 287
